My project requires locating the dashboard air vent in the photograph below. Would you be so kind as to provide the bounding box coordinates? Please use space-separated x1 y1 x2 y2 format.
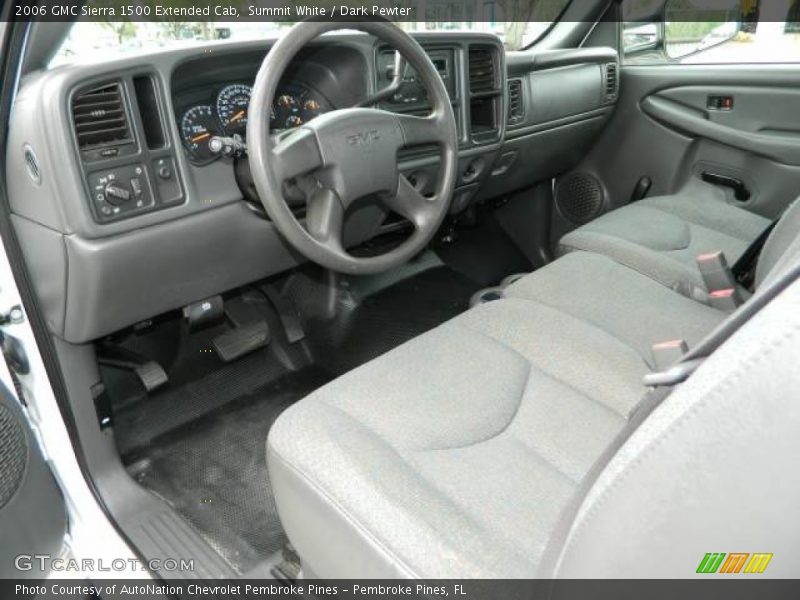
72 82 132 149
604 63 619 101
507 79 524 124
469 47 496 93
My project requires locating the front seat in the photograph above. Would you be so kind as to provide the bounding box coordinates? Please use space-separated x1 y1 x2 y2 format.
266 197 800 579
558 178 772 294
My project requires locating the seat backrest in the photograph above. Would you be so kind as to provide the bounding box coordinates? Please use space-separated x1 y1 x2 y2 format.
755 197 800 290
548 277 800 578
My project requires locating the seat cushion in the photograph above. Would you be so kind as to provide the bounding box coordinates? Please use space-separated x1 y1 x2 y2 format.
504 252 727 365
559 179 771 292
268 297 649 579
266 252 728 579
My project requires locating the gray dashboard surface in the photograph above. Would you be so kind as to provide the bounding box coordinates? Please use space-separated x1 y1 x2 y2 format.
7 31 616 342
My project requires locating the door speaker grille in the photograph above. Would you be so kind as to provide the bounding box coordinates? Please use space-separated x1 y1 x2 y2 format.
0 403 28 509
555 172 604 224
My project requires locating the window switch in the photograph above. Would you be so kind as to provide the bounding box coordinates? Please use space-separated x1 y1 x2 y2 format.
708 95 734 111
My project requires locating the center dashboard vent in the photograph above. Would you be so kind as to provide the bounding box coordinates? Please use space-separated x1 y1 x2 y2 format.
72 82 133 150
604 62 619 101
507 79 524 125
469 47 496 93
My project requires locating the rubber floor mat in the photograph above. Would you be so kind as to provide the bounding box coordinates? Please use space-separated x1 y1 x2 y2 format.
125 367 330 575
116 264 483 574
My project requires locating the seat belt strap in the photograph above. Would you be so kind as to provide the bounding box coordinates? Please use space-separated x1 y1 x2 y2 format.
733 219 780 290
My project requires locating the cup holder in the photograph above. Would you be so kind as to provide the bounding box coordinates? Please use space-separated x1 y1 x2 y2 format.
469 286 505 308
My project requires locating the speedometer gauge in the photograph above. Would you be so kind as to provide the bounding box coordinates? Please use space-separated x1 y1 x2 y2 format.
217 84 252 134
181 105 220 161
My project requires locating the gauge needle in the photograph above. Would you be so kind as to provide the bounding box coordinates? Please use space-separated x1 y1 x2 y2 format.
230 110 246 123
191 132 211 143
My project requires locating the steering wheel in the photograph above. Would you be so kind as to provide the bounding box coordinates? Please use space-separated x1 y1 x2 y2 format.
247 20 458 275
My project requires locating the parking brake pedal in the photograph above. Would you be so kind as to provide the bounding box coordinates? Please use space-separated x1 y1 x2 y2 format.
97 346 168 393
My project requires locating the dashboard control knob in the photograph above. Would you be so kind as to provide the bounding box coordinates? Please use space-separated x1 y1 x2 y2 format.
104 182 132 206
158 165 172 180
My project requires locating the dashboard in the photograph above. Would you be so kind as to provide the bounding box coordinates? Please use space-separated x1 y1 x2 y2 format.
177 81 333 162
6 32 618 344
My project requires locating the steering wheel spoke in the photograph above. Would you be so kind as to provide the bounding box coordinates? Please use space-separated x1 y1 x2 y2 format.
271 127 324 182
395 112 446 148
383 174 438 228
305 187 344 249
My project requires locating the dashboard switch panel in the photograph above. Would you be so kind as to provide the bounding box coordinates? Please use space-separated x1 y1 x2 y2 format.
88 164 155 222
152 157 182 206
87 159 183 223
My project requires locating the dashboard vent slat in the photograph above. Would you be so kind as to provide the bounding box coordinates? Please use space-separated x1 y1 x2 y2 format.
72 83 133 149
469 47 496 93
507 79 524 124
604 63 619 100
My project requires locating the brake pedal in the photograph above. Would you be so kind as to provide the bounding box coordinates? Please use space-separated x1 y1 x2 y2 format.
212 321 270 363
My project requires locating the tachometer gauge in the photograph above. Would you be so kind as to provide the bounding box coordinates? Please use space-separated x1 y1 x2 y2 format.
216 83 252 134
181 105 220 161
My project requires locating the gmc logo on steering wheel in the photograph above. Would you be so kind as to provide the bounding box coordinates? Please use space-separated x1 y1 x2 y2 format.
346 129 380 146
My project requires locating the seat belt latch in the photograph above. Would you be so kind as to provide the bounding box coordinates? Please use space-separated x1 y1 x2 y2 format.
697 251 737 292
708 287 743 311
651 339 688 372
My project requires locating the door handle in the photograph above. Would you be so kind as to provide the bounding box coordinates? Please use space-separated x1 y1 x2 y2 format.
701 171 751 201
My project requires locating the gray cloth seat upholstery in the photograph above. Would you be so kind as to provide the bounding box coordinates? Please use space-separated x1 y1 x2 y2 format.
269 294 651 578
267 252 728 578
502 251 725 365
558 179 771 292
267 196 800 579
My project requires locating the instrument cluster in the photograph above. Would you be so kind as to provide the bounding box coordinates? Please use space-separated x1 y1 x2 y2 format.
179 82 330 162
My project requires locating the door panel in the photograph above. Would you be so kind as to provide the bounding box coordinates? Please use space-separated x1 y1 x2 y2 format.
0 381 66 578
569 65 800 221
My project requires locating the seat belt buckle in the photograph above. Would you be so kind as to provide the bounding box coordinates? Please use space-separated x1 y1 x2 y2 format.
697 251 737 292
708 287 743 311
651 339 688 372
